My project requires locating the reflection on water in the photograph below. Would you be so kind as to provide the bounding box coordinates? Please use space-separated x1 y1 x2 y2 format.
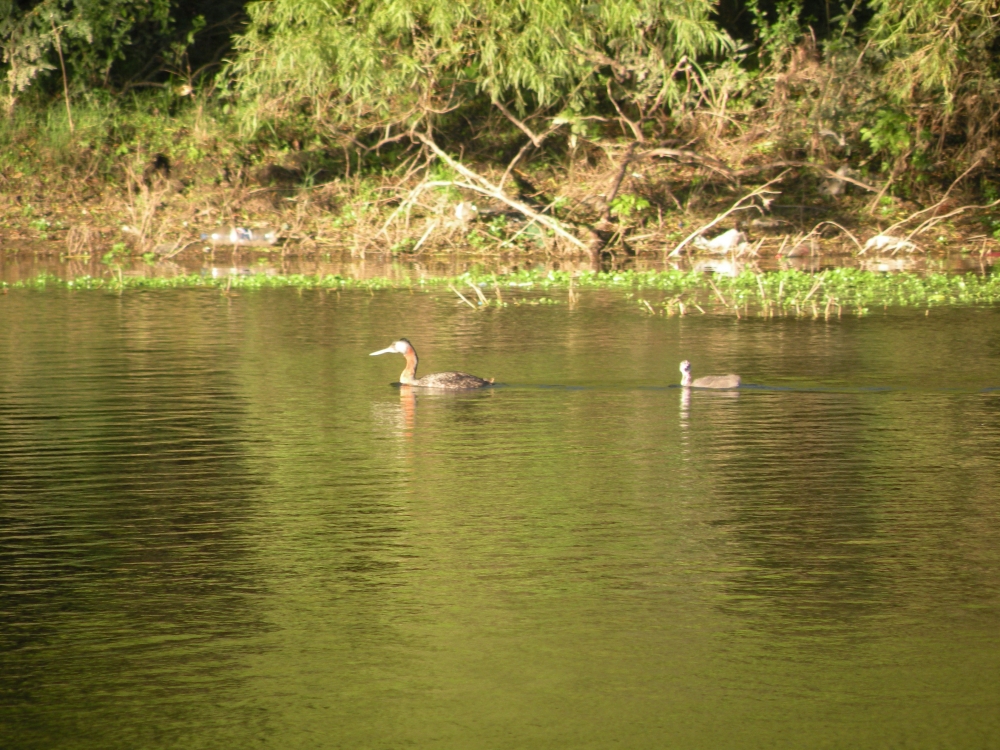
0 244 996 284
1 289 1000 749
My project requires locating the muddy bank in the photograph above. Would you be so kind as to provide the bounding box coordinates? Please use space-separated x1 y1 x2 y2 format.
3 145 1000 281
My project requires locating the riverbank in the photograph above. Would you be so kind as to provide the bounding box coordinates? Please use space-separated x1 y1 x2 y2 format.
5 157 1000 267
5 99 1000 273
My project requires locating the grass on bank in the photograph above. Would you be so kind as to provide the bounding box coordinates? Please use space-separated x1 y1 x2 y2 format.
5 268 1000 318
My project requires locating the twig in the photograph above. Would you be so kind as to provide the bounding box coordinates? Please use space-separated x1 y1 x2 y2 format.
607 79 644 143
881 157 990 238
705 276 730 307
806 220 865 253
493 100 546 147
638 147 734 181
668 173 788 257
802 273 826 303
905 198 1000 241
866 177 894 213
492 102 565 189
161 240 199 260
448 284 477 309
468 281 488 305
497 214 544 249
379 177 432 238
734 160 878 192
413 130 586 249
352 128 412 154
499 127 561 189
899 160 981 230
410 219 438 254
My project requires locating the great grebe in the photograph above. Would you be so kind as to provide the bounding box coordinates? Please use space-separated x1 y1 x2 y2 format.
679 360 741 389
370 339 494 389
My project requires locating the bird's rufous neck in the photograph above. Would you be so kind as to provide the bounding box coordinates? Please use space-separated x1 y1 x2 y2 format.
399 349 419 384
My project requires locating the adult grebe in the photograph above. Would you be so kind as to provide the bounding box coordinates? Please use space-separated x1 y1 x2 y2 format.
370 339 494 389
679 360 741 389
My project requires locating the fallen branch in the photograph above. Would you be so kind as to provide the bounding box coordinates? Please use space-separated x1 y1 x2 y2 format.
904 198 1000 241
410 219 438 255
601 141 639 222
668 173 788 257
880 156 991 239
804 220 865 253
638 147 734 180
448 284 477 309
413 130 586 250
734 160 878 193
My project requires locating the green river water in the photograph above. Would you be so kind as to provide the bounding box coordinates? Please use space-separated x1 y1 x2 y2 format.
2 287 999 749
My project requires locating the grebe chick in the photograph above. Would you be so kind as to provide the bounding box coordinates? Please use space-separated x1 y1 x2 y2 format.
370 338 493 389
679 360 741 389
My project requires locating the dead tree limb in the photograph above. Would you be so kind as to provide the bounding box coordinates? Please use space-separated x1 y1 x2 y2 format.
601 142 639 222
493 100 546 147
883 156 986 238
734 160 878 192
412 130 587 250
499 121 565 189
905 198 1000 241
668 173 789 258
637 147 735 181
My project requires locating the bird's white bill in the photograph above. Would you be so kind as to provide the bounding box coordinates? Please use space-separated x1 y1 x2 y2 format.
370 347 396 356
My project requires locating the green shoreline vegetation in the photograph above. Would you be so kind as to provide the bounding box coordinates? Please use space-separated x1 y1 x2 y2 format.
6 268 1000 318
5 1 1000 265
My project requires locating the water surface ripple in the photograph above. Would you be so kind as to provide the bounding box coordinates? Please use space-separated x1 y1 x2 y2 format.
1 289 999 749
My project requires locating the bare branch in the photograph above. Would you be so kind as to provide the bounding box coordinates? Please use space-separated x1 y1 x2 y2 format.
607 79 644 143
493 100 545 147
412 130 586 249
601 141 639 222
905 198 1000 240
499 120 565 189
668 173 789 257
734 160 879 192
638 147 734 180
352 130 413 154
803 220 865 253
883 155 986 237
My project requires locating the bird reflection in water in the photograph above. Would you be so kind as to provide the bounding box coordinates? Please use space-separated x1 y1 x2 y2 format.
374 384 495 441
399 385 416 437
679 377 740 435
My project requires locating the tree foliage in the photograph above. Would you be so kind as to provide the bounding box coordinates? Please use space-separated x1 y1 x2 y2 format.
1 0 246 107
1 0 171 94
227 0 731 134
7 0 1000 193
868 0 1000 109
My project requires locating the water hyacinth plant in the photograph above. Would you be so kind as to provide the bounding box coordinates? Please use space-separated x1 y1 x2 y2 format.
5 268 1000 318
